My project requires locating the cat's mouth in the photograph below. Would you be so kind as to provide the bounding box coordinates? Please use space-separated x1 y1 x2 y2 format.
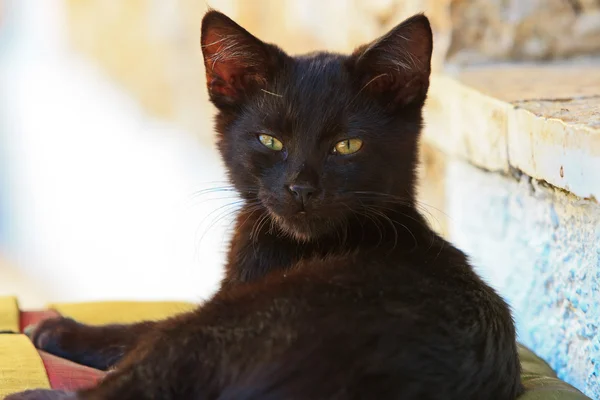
258 192 340 241
267 205 345 242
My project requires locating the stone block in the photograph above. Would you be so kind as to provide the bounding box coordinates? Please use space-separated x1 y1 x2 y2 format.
425 63 600 201
447 0 600 64
423 75 510 172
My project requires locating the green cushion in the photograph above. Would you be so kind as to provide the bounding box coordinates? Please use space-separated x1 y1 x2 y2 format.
518 344 590 399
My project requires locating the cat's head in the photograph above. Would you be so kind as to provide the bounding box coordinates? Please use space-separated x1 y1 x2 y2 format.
201 11 433 241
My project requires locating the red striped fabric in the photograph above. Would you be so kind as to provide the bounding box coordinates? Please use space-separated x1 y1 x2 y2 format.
19 311 107 391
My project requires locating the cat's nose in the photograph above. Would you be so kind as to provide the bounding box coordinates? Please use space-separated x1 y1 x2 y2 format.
287 184 316 208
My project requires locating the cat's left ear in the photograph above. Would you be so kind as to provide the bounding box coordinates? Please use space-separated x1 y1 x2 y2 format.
201 11 285 108
347 14 433 109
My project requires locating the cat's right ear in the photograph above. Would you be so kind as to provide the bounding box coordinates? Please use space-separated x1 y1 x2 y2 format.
201 11 284 109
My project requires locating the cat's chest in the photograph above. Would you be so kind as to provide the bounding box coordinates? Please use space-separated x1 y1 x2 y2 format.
227 235 351 283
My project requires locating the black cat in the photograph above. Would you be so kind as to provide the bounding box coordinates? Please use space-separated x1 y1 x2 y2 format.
7 10 522 400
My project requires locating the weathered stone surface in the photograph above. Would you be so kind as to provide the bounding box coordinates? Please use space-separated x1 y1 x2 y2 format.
447 0 600 64
508 105 600 202
457 63 600 102
462 64 600 200
424 63 600 200
423 75 511 172
446 158 600 399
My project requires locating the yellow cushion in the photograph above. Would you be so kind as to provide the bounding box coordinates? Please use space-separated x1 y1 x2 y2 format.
0 296 195 397
49 301 196 325
0 297 19 333
0 335 51 397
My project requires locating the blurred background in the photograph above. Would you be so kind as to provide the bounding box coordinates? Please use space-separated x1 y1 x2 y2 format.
1 0 600 309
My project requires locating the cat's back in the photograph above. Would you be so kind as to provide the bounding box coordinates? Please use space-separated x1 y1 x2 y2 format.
207 245 522 400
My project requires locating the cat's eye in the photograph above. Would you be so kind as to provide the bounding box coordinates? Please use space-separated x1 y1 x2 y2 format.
332 138 363 155
258 134 284 151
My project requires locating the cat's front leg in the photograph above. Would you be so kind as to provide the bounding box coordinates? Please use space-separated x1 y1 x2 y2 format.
26 317 155 371
6 315 210 400
71 311 219 400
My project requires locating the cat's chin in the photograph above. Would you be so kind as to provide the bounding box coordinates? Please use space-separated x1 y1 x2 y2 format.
269 212 328 242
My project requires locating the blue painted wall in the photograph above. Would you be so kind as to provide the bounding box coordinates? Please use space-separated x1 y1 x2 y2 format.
446 160 599 399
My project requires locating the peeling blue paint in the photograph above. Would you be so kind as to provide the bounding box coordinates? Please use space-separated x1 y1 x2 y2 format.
446 161 600 399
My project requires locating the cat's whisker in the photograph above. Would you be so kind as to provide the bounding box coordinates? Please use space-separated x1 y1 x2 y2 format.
268 216 278 236
250 212 269 243
413 199 452 225
204 208 243 240
352 190 446 231
250 213 271 256
257 213 273 238
190 183 260 197
189 195 244 207
351 191 438 254
194 205 242 262
190 187 238 199
199 200 245 225
261 89 283 98
195 201 245 247
190 188 257 199
366 207 400 253
192 180 234 186
335 203 354 247
369 203 437 253
359 209 384 248
236 203 265 231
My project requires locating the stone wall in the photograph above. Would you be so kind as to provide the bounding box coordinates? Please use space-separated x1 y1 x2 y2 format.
447 0 600 64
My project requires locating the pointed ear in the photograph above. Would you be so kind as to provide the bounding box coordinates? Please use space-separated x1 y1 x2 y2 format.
201 11 284 108
347 14 433 109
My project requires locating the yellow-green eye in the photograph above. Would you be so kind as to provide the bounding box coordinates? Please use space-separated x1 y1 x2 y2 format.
332 138 363 155
258 134 284 151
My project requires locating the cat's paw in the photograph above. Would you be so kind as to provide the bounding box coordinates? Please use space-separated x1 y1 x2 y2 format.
25 317 80 360
4 389 77 400
25 318 130 371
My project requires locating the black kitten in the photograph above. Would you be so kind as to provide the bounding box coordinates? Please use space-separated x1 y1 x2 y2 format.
11 10 523 400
